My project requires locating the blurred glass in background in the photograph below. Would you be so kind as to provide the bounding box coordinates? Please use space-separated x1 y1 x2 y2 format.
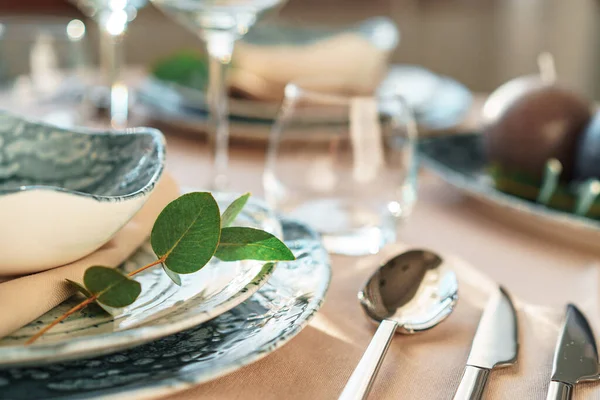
264 82 417 256
0 17 91 126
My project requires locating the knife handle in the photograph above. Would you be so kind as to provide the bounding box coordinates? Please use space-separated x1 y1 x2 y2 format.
453 366 490 400
546 381 572 400
338 319 397 400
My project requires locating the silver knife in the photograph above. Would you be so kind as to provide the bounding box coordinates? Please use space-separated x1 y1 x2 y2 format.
546 304 600 400
453 286 518 400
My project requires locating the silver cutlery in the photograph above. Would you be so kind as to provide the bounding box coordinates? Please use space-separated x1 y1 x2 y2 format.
339 249 459 400
546 304 600 400
453 286 518 400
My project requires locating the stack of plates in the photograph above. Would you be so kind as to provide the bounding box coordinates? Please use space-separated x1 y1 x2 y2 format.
0 196 331 400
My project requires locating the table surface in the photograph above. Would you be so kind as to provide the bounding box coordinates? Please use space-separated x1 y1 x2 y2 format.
3 3 600 396
1 68 598 396
159 117 600 399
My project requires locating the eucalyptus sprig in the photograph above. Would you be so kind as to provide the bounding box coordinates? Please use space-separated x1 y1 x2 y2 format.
25 192 294 345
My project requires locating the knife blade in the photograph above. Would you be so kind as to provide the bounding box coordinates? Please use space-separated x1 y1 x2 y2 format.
546 304 600 400
453 286 518 400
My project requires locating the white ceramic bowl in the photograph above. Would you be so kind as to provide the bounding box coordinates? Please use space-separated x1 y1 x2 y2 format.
0 111 165 275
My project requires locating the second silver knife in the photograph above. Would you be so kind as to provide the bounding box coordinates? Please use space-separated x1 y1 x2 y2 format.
546 304 600 400
453 286 519 400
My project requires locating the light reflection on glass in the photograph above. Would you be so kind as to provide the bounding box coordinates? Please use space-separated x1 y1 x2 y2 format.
66 19 86 41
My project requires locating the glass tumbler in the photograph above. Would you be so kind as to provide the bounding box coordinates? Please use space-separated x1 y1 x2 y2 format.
264 83 418 256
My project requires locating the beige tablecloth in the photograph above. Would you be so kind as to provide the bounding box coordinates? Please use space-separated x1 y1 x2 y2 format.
2 62 599 398
159 134 600 400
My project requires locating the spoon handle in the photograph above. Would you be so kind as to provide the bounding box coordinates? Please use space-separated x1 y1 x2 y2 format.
339 320 397 400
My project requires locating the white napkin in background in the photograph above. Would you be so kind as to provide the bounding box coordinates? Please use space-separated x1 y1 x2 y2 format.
0 174 179 339
230 33 392 101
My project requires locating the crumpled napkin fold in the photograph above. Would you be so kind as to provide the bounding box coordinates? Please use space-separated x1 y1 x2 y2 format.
0 174 179 340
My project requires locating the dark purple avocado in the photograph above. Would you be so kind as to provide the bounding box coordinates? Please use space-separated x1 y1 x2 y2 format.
484 85 592 181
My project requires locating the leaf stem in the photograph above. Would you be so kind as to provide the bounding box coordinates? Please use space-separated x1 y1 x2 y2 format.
127 257 166 277
26 256 166 345
25 295 97 345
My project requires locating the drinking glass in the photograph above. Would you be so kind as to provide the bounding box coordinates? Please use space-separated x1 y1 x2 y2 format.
150 0 286 190
264 83 418 256
72 0 148 128
0 17 90 125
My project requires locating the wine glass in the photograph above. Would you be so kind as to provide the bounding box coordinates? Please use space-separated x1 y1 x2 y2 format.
150 0 287 190
71 0 148 128
264 82 418 256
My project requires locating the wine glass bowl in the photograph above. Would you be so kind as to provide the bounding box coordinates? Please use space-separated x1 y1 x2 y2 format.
74 0 147 28
151 0 287 190
150 0 283 37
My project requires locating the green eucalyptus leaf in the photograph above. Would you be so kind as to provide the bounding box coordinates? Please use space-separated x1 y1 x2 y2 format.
66 279 91 298
162 264 182 286
215 227 295 262
83 266 142 308
151 192 221 274
221 192 250 228
152 50 209 91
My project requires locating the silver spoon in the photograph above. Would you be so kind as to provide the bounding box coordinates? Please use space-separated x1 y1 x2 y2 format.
339 249 459 400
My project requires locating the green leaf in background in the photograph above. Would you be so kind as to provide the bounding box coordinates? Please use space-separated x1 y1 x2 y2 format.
83 267 142 308
152 50 209 91
162 264 182 286
215 227 295 262
151 192 221 274
66 279 91 298
221 193 251 228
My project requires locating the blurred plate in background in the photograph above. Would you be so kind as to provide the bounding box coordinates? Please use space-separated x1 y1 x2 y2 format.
136 64 472 140
419 133 600 252
136 17 471 140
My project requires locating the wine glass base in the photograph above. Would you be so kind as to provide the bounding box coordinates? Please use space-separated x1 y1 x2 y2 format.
86 85 132 128
284 198 399 256
321 229 395 256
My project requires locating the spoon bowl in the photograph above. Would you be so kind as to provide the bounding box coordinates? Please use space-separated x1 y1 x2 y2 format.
340 249 458 400
359 249 458 333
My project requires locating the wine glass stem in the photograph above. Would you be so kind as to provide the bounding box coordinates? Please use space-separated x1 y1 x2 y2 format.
99 24 128 128
206 35 235 191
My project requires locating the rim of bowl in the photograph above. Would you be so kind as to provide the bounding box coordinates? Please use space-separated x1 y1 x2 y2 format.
0 112 166 202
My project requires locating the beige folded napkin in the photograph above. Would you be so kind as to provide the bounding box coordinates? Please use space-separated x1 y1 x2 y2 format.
0 174 179 339
230 33 391 101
